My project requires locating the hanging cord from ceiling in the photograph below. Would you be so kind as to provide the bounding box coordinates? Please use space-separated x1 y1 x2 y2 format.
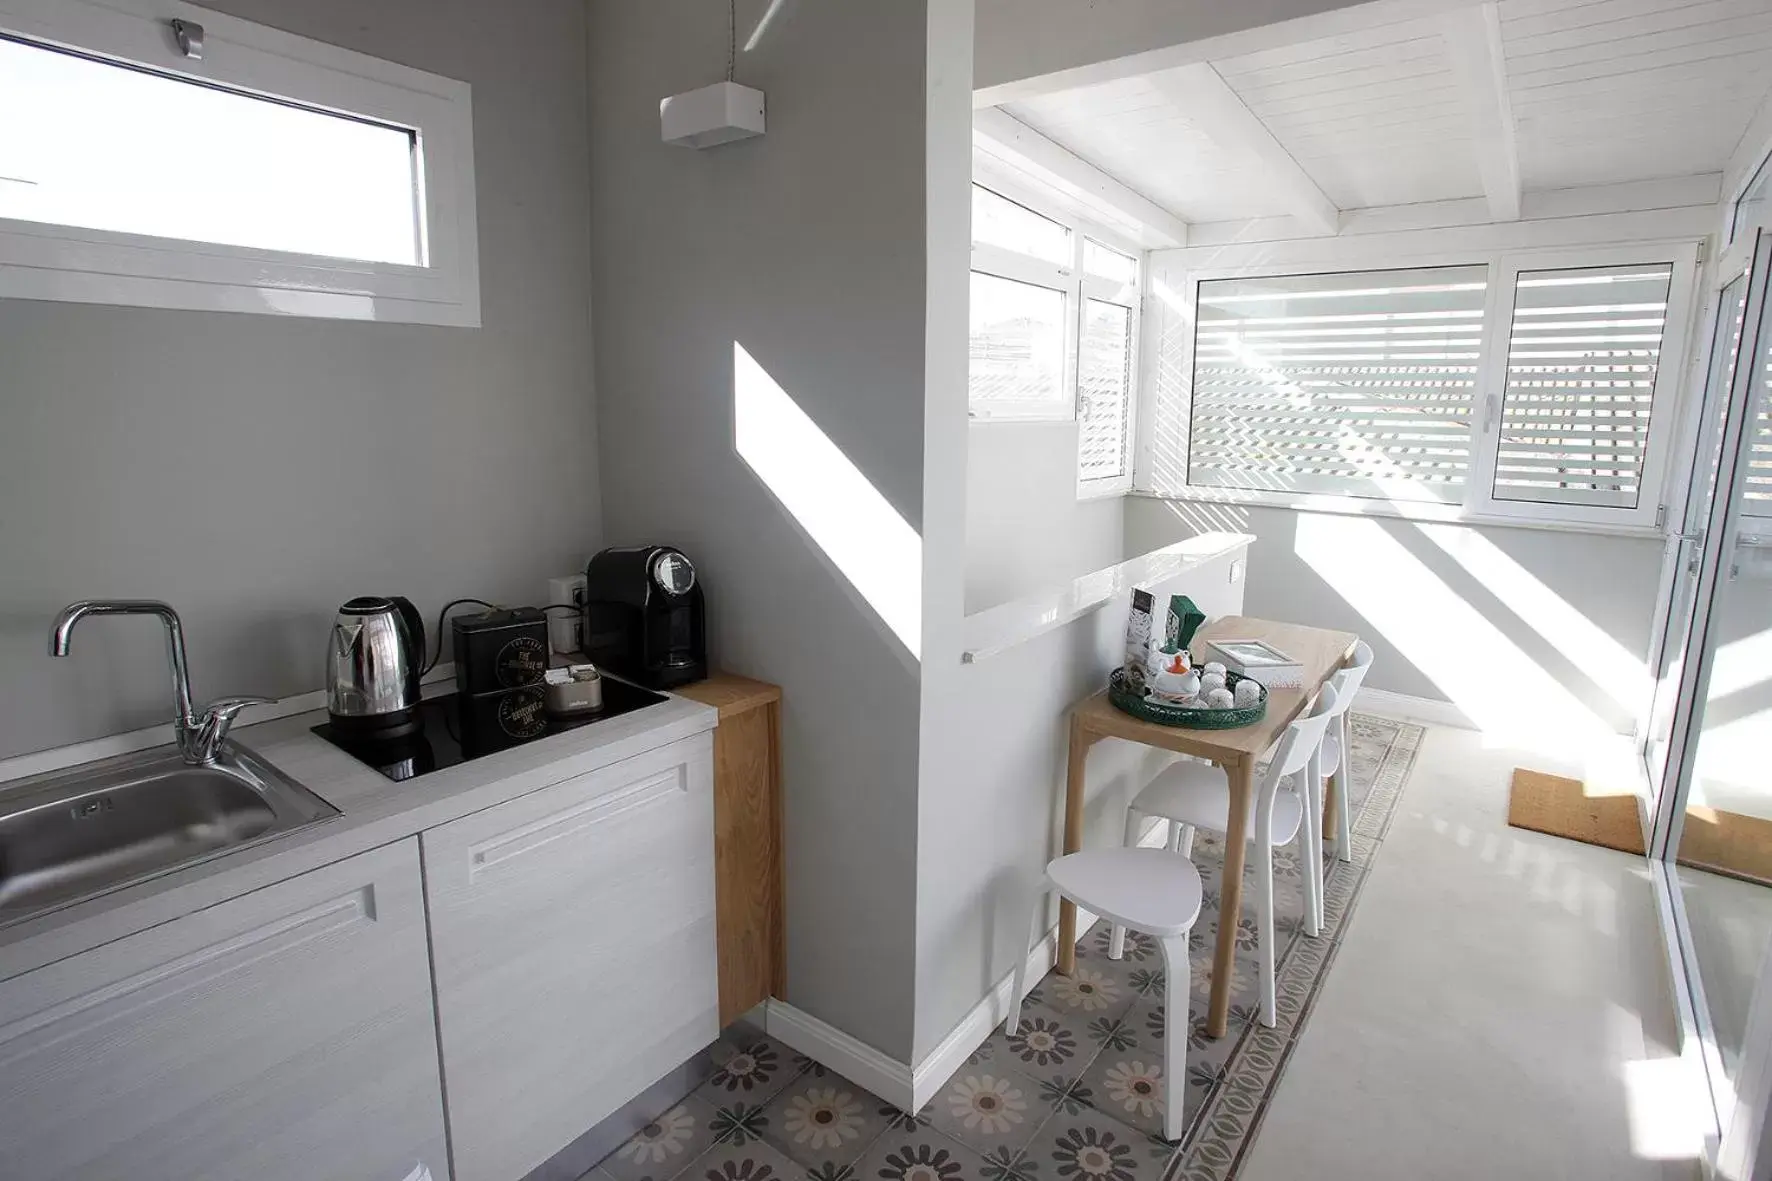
727 0 736 82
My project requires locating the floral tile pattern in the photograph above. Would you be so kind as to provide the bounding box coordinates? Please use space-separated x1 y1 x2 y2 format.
855 1125 990 1181
760 1074 895 1174
600 1094 726 1181
697 1032 800 1108
923 1063 1048 1158
594 715 1422 1181
688 1136 807 1181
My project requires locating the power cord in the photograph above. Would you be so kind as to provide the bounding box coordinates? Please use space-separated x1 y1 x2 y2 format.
422 600 586 674
423 598 496 675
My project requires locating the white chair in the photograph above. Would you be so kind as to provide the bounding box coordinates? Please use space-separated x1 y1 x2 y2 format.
1109 685 1339 1027
1005 848 1201 1141
1317 642 1375 865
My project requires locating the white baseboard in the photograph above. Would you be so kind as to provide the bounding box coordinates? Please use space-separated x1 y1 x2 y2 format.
1353 686 1474 730
762 1000 916 1110
906 922 1075 1110
763 920 1092 1113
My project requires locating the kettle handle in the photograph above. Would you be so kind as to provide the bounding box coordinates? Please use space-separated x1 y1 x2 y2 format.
390 596 426 674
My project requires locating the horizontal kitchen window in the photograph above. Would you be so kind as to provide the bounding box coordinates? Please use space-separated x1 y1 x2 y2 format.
0 0 479 324
1154 244 1698 531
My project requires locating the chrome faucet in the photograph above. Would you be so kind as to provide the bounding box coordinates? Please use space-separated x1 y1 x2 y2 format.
50 600 272 765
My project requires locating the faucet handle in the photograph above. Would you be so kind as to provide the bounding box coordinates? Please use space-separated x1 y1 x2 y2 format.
186 695 275 763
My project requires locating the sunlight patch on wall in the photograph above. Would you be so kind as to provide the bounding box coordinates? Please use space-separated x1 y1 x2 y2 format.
1294 513 1618 754
1415 524 1650 715
734 342 923 659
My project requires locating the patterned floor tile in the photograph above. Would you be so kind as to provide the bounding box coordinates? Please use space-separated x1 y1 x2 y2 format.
919 1061 1051 1159
686 1134 807 1181
875 1100 936 1135
854 1124 994 1181
1075 1045 1185 1141
1028 961 1137 1029
601 1094 727 1181
696 1032 805 1109
756 1071 895 1175
983 999 1103 1079
1013 1103 1173 1181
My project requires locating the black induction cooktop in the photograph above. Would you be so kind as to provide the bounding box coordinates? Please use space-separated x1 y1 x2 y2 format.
311 677 669 783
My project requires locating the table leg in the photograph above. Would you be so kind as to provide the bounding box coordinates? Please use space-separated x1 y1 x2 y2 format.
1322 775 1338 841
1057 716 1092 976
1207 757 1254 1038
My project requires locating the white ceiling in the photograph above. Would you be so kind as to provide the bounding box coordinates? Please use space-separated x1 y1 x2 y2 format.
992 0 1772 227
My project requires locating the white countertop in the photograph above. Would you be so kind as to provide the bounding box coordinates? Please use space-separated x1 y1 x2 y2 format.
960 532 1255 663
0 683 718 979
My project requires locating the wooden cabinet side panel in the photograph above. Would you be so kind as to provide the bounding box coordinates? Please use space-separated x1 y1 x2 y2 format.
0 839 449 1181
714 703 782 1024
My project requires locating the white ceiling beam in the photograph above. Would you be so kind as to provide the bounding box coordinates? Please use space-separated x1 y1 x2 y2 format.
1147 63 1340 237
972 107 1190 248
1442 3 1521 222
973 0 1485 108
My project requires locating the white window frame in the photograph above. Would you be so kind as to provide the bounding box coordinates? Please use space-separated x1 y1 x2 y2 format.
1148 238 1700 534
968 165 1144 497
0 0 479 326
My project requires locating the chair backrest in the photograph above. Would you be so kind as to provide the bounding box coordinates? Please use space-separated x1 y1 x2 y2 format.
1252 684 1339 839
1322 641 1374 720
1269 683 1340 781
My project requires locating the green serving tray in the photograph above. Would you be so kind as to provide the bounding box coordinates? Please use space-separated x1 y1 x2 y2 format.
1107 665 1268 730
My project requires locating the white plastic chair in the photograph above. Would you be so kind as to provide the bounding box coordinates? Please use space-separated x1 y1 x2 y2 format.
1109 684 1339 1027
1317 642 1375 865
1005 848 1201 1140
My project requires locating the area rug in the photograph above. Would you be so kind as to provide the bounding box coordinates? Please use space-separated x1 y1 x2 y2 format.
591 713 1425 1181
1506 767 1645 856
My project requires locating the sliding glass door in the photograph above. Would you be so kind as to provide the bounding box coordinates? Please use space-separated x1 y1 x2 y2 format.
1642 227 1772 1170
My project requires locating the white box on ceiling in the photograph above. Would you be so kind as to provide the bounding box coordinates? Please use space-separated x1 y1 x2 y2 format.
661 81 765 149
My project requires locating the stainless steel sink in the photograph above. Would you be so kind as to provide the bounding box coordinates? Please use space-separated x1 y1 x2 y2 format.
0 742 337 922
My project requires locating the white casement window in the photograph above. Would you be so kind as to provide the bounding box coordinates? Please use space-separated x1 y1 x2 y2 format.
0 0 478 325
1154 243 1699 531
968 181 1143 494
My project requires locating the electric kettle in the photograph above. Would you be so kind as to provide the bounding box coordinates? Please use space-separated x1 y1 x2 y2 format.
326 596 425 737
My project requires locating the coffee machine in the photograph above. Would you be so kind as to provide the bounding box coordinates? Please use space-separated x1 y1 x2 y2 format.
582 546 706 689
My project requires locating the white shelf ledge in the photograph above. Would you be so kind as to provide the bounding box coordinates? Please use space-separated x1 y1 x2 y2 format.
961 532 1254 664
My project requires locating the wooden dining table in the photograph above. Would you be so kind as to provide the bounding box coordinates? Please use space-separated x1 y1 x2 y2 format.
1056 615 1358 1038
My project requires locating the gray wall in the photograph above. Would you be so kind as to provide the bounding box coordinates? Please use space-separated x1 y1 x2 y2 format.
965 422 1125 613
0 0 599 760
1125 499 1666 734
587 0 934 1059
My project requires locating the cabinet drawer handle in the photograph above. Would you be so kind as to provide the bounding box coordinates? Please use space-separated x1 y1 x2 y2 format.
469 765 687 878
0 887 372 1065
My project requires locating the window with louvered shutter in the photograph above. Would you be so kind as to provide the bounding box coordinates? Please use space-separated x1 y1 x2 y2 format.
1748 357 1772 518
1491 264 1674 509
969 271 1067 412
968 179 1143 486
1079 299 1132 481
1188 267 1488 502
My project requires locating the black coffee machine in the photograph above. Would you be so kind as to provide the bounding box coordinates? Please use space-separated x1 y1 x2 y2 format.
583 546 707 689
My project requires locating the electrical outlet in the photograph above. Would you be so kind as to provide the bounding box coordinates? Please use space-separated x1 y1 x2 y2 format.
546 573 588 656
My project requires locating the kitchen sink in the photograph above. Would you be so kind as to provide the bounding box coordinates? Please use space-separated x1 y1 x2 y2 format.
0 743 337 923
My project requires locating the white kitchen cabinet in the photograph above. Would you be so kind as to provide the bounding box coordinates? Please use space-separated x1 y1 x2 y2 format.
0 838 449 1181
423 732 719 1181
